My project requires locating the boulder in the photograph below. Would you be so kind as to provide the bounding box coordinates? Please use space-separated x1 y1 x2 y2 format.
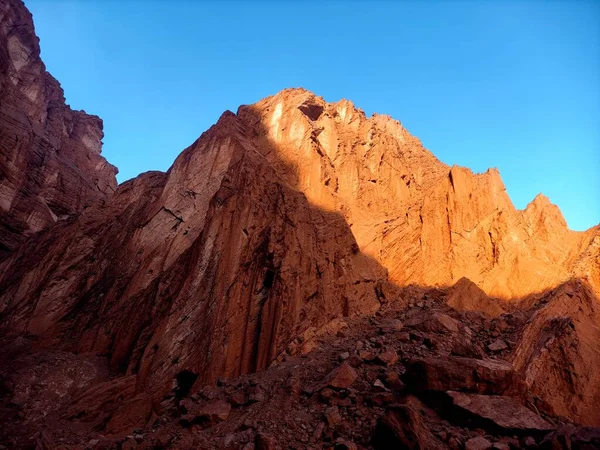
447 278 505 317
446 391 553 436
487 339 508 352
375 350 399 366
372 397 448 449
180 400 231 428
324 362 358 389
402 357 526 396
451 340 485 359
255 432 277 450
464 436 492 450
324 406 342 427
405 312 459 334
513 281 600 426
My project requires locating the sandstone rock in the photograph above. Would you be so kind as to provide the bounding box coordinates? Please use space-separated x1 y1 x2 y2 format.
369 391 395 406
335 439 357 450
487 339 508 352
384 371 404 391
339 352 350 361
465 436 493 450
228 391 247 407
180 400 231 428
375 350 398 366
0 1 599 442
372 397 448 449
513 280 600 426
379 318 404 333
451 340 485 359
402 357 526 396
373 379 387 392
248 385 266 403
446 392 553 436
0 0 117 258
398 332 412 342
255 432 277 450
324 406 342 427
359 350 376 362
324 363 358 389
448 436 463 450
447 278 505 317
249 89 600 302
539 426 600 450
320 388 336 403
405 312 459 334
0 95 388 427
285 376 303 396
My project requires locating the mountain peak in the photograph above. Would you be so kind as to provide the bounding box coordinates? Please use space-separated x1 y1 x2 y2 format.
524 192 567 228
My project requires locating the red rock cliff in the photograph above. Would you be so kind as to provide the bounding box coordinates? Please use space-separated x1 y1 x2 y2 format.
0 104 389 405
0 0 599 440
0 0 117 258
232 89 599 299
2 86 598 416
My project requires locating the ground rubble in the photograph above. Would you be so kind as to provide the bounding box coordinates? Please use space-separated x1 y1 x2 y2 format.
9 290 595 450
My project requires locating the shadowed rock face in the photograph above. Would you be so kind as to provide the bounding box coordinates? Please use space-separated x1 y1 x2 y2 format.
0 106 389 402
0 0 117 258
513 279 600 426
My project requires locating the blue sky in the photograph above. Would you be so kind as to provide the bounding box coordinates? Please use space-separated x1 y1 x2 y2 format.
25 0 600 231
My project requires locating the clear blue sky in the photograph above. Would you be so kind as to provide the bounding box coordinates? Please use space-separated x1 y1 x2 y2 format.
24 0 600 231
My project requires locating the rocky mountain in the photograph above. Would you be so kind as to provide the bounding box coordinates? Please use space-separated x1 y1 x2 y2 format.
239 90 599 300
0 0 117 258
0 0 599 448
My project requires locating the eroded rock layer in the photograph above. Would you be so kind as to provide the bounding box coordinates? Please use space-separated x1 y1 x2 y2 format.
0 0 117 258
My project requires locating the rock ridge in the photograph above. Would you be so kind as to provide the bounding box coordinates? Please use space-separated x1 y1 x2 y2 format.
0 0 117 258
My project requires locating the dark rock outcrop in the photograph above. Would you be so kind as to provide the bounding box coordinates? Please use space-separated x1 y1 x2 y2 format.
372 396 448 449
445 391 553 436
513 280 600 426
402 356 526 396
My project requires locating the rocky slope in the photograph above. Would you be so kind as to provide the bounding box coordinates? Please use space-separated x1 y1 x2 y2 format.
0 0 599 448
2 284 599 449
0 0 117 258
